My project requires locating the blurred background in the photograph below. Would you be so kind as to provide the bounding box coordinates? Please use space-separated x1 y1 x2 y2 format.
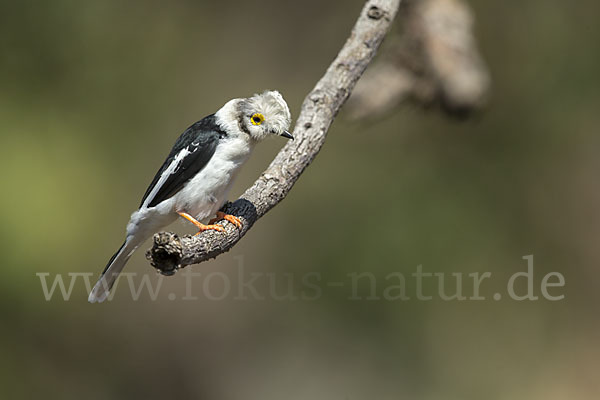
1 0 599 399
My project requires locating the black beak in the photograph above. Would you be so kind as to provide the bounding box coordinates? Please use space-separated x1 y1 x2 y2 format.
280 130 294 140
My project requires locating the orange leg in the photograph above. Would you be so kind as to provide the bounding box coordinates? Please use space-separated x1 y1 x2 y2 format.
208 211 243 229
177 211 225 235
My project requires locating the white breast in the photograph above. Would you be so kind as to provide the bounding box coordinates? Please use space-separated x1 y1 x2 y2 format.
174 134 253 221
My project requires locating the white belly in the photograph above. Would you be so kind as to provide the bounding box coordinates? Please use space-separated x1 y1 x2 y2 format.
125 135 253 240
174 136 252 221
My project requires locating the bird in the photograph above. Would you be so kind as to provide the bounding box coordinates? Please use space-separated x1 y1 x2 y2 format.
88 90 293 303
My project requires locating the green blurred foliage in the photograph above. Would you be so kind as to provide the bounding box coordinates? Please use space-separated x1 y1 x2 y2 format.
1 0 599 399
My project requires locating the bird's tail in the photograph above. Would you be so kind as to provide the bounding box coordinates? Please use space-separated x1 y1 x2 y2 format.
88 236 142 303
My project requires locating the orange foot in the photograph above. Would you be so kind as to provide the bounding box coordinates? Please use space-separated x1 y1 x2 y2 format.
208 211 243 229
177 211 225 235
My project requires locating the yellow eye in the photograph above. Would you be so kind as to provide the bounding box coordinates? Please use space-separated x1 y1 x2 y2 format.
251 113 265 125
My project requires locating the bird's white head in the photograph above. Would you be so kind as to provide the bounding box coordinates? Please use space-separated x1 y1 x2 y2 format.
237 90 293 141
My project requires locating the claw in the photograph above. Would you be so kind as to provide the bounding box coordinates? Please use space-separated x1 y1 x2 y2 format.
193 224 225 235
177 211 225 235
210 211 243 229
223 214 242 229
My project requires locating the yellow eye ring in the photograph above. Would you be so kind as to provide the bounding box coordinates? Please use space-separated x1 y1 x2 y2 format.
250 113 265 125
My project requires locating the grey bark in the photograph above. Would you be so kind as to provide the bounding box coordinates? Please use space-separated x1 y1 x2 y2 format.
146 0 403 274
347 0 490 118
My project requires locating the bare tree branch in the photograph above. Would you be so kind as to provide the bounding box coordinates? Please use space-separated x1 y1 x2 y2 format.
347 0 490 118
146 0 402 275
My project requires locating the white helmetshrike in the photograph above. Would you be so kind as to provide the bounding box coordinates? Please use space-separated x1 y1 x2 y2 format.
89 90 293 303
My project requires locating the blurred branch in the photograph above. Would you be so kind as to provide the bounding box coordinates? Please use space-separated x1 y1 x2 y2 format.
347 0 490 118
146 0 402 274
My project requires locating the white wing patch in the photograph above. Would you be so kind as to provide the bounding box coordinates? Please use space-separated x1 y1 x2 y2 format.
141 147 192 209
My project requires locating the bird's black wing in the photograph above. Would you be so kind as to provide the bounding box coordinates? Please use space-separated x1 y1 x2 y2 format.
139 114 226 208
